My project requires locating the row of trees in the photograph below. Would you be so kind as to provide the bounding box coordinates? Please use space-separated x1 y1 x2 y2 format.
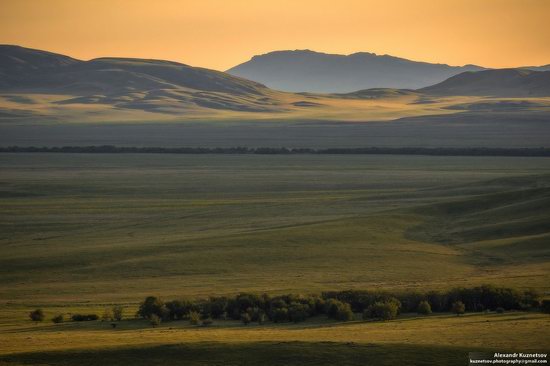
322 285 543 313
4 145 550 157
30 286 548 325
135 285 545 325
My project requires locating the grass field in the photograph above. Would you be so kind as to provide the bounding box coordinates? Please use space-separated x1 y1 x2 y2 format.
1 153 549 364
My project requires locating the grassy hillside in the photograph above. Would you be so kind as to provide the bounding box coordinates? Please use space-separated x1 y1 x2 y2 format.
1 154 549 306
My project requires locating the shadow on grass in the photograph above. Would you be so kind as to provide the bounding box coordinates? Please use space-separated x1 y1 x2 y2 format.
0 341 479 366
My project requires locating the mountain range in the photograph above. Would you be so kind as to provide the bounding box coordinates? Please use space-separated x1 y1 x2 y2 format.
227 50 489 92
1 45 550 122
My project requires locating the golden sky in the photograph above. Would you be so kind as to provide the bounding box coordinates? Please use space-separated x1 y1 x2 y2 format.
1 0 549 70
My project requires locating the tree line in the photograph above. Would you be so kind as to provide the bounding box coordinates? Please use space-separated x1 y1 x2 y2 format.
29 285 549 326
4 146 550 157
135 285 547 325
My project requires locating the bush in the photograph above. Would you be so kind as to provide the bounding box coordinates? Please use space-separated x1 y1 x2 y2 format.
51 314 64 324
112 305 124 321
71 314 99 322
496 307 505 314
201 318 213 327
189 311 201 325
417 300 432 315
452 301 465 316
540 300 550 314
364 301 399 321
150 314 161 327
138 296 168 320
29 309 44 322
326 299 355 321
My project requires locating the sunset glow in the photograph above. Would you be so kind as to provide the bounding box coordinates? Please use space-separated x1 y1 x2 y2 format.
1 0 549 70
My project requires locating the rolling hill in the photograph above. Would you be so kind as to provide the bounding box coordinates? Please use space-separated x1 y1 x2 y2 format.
226 50 486 92
420 68 550 97
0 45 285 115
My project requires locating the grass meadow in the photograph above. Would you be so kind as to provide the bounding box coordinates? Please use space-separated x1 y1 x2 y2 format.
1 153 549 364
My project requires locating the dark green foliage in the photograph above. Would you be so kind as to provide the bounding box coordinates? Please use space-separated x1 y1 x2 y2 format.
417 300 432 315
29 309 44 322
71 314 99 321
131 285 532 327
452 301 465 316
270 308 289 323
208 297 229 319
364 301 399 321
201 318 213 327
51 314 64 323
325 299 355 321
324 286 537 314
165 299 195 320
495 307 505 314
288 303 309 323
138 296 168 320
541 300 550 314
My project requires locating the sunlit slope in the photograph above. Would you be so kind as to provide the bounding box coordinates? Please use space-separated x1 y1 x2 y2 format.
421 69 550 97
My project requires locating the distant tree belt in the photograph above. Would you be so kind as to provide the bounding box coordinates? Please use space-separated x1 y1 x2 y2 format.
1 146 550 156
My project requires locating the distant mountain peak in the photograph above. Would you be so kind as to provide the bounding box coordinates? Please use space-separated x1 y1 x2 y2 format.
227 49 486 92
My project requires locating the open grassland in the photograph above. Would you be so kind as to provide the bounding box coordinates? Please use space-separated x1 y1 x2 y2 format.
1 154 549 364
1 154 550 305
0 312 548 365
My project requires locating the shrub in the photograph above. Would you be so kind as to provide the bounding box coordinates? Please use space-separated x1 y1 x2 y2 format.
150 314 161 327
189 311 201 325
201 318 213 327
138 296 168 320
417 300 432 315
29 309 44 322
326 299 355 321
51 314 64 324
496 307 505 314
540 300 550 314
112 305 124 321
364 301 399 321
452 301 465 316
71 314 99 322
